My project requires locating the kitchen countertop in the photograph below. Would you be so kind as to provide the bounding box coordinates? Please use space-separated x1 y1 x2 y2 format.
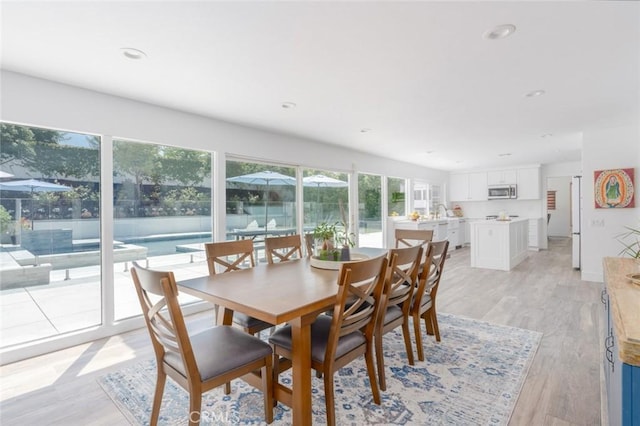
472 217 530 225
603 257 640 366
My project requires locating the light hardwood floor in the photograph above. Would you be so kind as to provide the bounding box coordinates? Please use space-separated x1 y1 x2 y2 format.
0 237 603 425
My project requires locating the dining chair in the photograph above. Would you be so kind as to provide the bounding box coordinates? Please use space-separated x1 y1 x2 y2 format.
411 240 449 361
268 255 388 426
130 262 274 426
375 244 423 391
204 240 273 335
304 232 315 258
264 234 303 264
395 228 434 248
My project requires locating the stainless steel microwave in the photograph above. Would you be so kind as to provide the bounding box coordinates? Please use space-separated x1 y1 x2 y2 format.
488 185 517 199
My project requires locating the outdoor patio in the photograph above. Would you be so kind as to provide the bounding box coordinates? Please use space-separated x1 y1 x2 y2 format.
0 231 383 349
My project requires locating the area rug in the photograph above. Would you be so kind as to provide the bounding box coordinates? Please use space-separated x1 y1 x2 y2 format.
98 314 541 425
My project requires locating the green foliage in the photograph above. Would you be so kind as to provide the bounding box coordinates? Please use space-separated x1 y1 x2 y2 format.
617 224 640 259
358 174 382 219
160 147 211 185
0 205 12 234
0 123 99 178
313 222 337 241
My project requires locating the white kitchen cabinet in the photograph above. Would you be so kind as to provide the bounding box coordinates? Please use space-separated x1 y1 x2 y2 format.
517 167 541 199
528 218 542 250
487 169 517 185
450 172 487 201
390 219 449 247
458 219 467 246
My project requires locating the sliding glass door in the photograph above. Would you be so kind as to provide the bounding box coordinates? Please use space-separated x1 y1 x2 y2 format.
113 139 211 320
0 122 102 347
358 173 383 248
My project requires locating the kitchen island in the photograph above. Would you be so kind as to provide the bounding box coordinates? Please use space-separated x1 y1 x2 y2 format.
470 218 528 271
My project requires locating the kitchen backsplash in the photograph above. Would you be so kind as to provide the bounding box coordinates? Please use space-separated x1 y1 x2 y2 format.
452 199 543 219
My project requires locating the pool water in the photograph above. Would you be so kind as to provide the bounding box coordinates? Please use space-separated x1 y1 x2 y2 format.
137 236 212 256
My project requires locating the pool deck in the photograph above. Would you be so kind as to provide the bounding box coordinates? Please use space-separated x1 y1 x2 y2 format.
0 232 383 350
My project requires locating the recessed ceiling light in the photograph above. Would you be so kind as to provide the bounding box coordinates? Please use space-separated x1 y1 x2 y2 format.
425 150 435 154
360 128 371 133
525 89 546 98
541 133 553 138
483 24 516 40
120 47 147 60
281 102 297 109
498 153 512 157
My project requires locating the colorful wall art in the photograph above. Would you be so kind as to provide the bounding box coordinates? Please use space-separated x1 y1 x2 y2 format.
594 168 635 209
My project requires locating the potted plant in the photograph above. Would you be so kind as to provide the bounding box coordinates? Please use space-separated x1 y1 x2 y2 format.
313 222 337 260
335 222 356 261
617 224 640 259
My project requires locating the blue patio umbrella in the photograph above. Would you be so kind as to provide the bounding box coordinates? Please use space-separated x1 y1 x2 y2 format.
0 179 72 229
303 174 348 223
226 171 295 231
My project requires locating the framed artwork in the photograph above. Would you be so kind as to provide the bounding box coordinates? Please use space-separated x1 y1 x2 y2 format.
594 168 635 209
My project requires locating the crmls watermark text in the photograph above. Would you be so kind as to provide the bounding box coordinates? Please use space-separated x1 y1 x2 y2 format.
190 410 242 424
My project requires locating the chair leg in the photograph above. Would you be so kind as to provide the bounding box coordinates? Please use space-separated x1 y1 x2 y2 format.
430 309 441 342
374 329 386 391
262 357 274 424
424 312 434 336
323 371 336 426
224 382 231 394
189 390 202 426
401 319 415 365
151 369 166 426
413 313 425 362
364 343 381 405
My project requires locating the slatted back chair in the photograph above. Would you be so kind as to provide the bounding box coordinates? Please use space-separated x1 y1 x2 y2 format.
374 244 423 390
411 240 449 361
269 255 388 426
205 239 255 275
395 228 434 249
204 241 272 335
304 233 315 258
130 262 274 425
264 234 303 264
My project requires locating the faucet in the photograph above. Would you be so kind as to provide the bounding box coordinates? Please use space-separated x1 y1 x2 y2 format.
435 204 448 219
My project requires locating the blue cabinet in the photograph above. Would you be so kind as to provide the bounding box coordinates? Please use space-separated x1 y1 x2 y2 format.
602 286 640 426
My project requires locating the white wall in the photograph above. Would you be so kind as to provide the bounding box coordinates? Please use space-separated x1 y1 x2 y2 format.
547 176 571 237
581 124 640 282
0 71 448 183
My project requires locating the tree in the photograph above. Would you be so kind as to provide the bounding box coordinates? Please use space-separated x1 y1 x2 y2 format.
0 123 99 179
113 141 160 213
160 147 211 185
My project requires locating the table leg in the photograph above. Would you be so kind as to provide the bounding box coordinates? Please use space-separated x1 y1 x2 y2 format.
290 315 313 426
219 307 234 326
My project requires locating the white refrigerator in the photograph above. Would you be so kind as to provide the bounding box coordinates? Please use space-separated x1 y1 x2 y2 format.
571 176 582 269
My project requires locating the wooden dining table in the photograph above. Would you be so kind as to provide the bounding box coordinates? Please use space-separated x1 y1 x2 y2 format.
177 249 386 425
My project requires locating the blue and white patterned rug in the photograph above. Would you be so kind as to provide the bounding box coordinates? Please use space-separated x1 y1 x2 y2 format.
98 313 541 425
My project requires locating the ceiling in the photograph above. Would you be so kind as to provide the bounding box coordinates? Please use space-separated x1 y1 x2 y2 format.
1 1 638 171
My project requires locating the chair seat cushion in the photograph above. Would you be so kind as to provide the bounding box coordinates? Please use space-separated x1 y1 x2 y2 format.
269 315 366 364
165 326 272 381
383 304 403 325
419 294 433 310
233 311 272 331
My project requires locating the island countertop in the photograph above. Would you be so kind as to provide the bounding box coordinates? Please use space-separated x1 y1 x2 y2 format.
603 257 640 366
474 217 530 225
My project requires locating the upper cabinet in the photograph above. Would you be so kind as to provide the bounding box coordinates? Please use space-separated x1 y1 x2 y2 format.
487 169 517 185
450 172 488 201
517 167 541 199
450 165 541 201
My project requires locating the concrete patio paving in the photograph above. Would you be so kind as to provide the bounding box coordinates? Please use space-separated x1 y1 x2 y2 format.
0 231 383 349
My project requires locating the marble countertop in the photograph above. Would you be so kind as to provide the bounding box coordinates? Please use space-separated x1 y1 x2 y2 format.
604 257 640 366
